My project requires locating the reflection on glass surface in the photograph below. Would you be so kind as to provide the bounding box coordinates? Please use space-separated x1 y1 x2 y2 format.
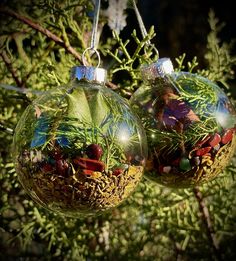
131 71 236 188
13 80 147 217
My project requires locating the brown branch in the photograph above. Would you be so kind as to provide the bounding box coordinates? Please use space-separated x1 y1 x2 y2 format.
168 232 185 261
0 7 119 90
0 7 82 63
0 51 23 87
105 81 119 90
193 187 223 261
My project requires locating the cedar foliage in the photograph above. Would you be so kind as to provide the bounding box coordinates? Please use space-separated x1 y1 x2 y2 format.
0 1 236 260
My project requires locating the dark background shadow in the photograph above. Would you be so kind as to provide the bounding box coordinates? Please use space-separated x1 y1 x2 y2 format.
136 0 235 64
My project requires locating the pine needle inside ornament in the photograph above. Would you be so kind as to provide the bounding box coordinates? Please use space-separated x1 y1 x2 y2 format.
131 58 236 188
13 66 147 217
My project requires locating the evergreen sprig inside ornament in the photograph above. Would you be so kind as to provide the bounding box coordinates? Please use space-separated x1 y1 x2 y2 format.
131 58 236 188
13 66 147 217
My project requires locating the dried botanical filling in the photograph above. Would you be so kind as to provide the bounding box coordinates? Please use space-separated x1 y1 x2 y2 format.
17 149 143 216
146 131 236 187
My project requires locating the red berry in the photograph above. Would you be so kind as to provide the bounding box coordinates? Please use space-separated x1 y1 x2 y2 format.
53 150 63 160
158 165 164 173
172 158 181 166
221 129 234 144
113 168 123 176
56 159 69 176
73 157 105 172
195 146 212 156
41 163 53 173
82 169 94 175
208 133 221 147
86 144 103 160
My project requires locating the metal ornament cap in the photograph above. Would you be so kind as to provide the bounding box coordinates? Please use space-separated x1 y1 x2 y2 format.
141 58 174 80
71 66 107 84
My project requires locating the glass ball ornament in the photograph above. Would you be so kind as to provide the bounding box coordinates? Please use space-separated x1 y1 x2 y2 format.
13 66 147 217
130 58 236 188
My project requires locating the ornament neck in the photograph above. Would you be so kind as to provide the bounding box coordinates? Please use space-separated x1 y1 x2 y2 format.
141 58 174 80
71 66 107 84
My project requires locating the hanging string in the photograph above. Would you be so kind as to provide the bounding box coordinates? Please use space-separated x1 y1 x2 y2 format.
131 0 159 58
90 0 101 50
132 0 150 45
82 0 101 67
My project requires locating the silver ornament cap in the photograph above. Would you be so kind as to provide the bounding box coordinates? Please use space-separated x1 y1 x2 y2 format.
71 66 107 84
141 58 174 80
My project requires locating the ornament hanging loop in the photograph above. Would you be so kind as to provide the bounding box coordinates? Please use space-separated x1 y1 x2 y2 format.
82 0 101 67
82 47 101 68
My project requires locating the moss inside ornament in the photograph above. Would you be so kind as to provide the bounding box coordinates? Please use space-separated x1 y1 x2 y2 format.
13 66 147 217
131 58 236 188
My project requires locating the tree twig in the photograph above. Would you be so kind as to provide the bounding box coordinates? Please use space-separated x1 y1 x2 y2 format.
0 51 23 87
193 187 223 261
105 81 119 90
0 7 119 90
168 232 185 261
0 7 83 63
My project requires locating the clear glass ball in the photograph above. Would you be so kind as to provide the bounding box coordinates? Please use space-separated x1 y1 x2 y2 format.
13 70 147 217
131 68 236 188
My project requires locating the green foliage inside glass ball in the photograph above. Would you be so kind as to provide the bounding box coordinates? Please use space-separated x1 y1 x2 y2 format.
13 80 147 217
131 72 236 188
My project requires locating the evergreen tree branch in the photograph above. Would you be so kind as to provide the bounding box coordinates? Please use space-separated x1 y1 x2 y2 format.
193 187 223 261
21 41 56 87
0 7 83 63
168 232 185 260
0 51 23 87
0 7 119 90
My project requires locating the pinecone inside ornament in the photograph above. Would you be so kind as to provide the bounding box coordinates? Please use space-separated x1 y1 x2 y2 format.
13 66 147 217
131 58 236 188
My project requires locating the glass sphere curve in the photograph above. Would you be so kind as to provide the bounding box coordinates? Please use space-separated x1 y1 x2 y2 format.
13 80 147 217
131 71 236 188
